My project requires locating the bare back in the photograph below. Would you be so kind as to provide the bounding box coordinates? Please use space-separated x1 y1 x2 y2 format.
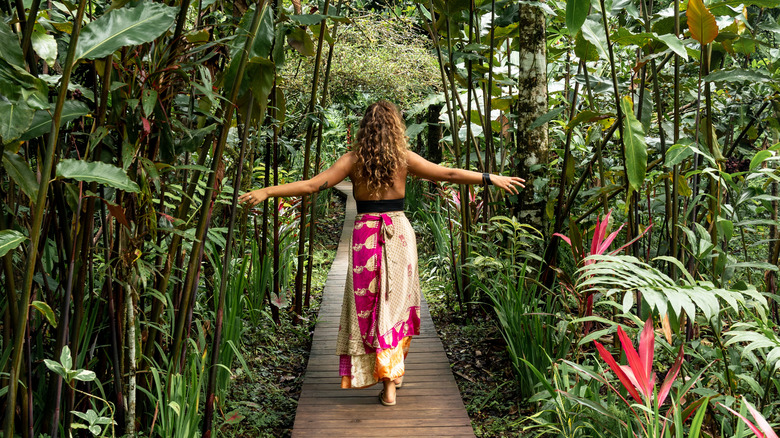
347 151 408 201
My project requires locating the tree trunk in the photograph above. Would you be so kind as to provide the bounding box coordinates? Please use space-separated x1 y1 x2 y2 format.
427 103 443 163
513 4 547 227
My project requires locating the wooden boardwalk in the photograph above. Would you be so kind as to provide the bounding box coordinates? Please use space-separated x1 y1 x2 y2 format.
292 182 475 437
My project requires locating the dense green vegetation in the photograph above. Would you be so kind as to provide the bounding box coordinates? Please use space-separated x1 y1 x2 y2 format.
1 0 780 436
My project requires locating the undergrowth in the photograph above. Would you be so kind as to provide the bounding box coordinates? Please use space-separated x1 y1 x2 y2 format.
217 194 345 437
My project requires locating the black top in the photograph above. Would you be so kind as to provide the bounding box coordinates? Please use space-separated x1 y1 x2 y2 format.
355 197 405 214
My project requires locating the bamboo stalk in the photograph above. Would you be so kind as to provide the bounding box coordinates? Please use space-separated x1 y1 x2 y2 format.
24 322 32 438
49 184 84 438
598 0 626 195
125 283 136 435
541 63 581 288
19 0 40 74
3 0 89 433
419 1 465 310
671 0 681 275
170 0 267 369
202 92 253 437
581 61 608 216
703 44 720 271
294 0 331 322
306 0 343 306
467 0 474 175
484 0 496 176
444 16 471 316
99 191 126 429
143 142 211 364
0 208 18 329
271 86 281 325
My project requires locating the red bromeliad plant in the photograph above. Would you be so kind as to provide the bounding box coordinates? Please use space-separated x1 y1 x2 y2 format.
594 317 687 436
554 210 649 332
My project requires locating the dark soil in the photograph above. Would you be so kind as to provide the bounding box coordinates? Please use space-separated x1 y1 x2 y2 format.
427 304 525 437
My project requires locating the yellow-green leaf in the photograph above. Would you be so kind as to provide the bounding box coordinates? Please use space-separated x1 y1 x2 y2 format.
0 229 27 257
31 300 58 328
688 0 719 45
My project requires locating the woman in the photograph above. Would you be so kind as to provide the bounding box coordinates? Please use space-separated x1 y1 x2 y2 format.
239 101 524 405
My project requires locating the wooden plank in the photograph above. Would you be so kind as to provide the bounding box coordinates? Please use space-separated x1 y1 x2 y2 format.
293 427 475 437
293 417 472 428
293 407 470 421
292 182 474 437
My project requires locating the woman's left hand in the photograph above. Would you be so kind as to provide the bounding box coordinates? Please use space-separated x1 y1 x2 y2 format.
491 175 525 195
238 189 268 207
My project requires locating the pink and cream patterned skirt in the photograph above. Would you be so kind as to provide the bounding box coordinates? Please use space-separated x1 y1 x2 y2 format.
335 211 421 389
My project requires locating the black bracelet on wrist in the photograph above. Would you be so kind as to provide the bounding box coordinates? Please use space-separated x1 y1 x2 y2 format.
482 173 492 186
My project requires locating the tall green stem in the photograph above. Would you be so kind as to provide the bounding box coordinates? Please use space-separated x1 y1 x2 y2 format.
3 0 88 434
170 0 266 370
294 0 330 322
671 0 681 274
306 0 342 306
202 92 253 438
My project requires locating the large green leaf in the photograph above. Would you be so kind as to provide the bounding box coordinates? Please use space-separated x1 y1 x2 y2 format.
0 100 35 144
567 109 604 130
574 30 599 61
620 96 647 192
20 100 91 141
705 68 772 83
2 151 39 202
529 107 565 130
289 14 326 26
665 140 694 167
655 34 688 61
710 0 779 9
0 58 49 110
287 26 314 57
32 27 57 67
565 0 590 35
240 57 276 123
0 230 26 258
432 0 470 18
580 17 608 61
224 3 275 99
56 159 140 193
0 22 25 68
74 1 178 61
612 28 656 46
687 0 718 45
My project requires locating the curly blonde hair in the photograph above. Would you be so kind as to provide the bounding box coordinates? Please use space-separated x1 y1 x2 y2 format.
354 101 408 195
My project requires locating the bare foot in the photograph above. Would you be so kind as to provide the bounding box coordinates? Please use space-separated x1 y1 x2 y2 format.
381 380 396 404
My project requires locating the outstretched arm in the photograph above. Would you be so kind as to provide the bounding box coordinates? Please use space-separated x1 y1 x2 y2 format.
407 151 525 194
239 152 355 207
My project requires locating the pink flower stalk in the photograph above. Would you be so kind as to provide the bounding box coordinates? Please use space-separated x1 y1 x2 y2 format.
555 210 650 333
554 210 626 265
720 399 778 438
594 317 684 409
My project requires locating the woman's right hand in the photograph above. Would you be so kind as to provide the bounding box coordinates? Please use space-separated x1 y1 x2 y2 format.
238 189 268 207
490 175 525 195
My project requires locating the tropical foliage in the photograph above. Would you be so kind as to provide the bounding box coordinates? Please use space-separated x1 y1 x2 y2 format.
2 0 780 436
